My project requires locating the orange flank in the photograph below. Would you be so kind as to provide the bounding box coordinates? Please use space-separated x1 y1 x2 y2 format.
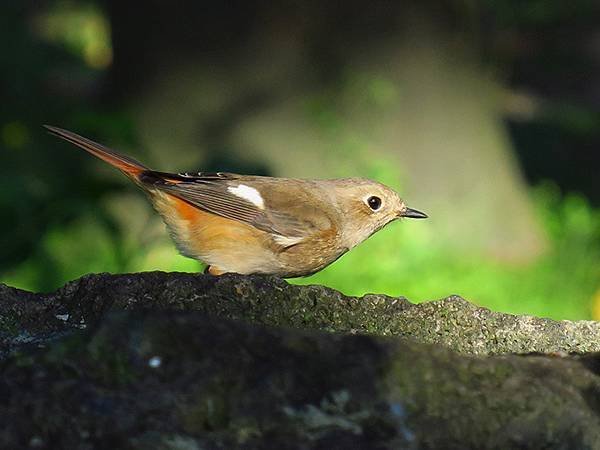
154 193 270 274
172 196 201 222
167 195 262 246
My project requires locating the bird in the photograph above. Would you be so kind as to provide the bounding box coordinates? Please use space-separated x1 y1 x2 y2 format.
44 125 427 277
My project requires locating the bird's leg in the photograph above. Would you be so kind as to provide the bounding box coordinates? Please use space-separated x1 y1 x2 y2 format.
205 265 225 276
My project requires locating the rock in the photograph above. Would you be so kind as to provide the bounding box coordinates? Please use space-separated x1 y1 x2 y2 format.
1 311 600 449
1 272 600 357
1 272 600 449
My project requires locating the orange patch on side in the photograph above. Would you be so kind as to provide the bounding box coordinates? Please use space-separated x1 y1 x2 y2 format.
150 191 281 274
173 197 201 221
190 211 265 250
163 194 269 266
169 196 259 243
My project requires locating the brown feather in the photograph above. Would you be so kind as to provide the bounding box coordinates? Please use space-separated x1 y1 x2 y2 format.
44 125 148 176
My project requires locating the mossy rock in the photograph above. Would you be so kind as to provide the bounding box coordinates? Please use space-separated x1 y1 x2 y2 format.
1 272 600 448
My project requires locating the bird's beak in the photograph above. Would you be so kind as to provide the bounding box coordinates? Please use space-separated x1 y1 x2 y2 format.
399 207 428 219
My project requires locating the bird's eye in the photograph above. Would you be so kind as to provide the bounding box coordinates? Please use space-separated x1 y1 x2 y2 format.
367 196 382 211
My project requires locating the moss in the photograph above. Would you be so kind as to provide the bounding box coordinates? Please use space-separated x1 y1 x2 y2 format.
383 344 600 447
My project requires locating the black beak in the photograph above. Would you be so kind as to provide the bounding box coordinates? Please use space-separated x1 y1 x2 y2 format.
400 207 428 219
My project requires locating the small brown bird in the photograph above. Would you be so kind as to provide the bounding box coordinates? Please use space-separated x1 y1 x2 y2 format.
45 126 427 277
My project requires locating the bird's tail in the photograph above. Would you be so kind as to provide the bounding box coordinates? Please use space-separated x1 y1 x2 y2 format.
44 125 149 177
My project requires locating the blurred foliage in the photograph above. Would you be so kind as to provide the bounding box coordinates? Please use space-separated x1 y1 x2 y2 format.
1 0 599 322
32 1 112 69
0 1 140 280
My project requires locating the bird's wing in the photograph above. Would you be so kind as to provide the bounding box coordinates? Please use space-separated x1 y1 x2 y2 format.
43 126 328 245
141 171 327 245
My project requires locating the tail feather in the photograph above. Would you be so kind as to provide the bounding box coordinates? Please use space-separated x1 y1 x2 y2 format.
44 125 149 176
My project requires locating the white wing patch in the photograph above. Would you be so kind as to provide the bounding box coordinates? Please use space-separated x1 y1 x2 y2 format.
227 184 265 209
273 234 304 247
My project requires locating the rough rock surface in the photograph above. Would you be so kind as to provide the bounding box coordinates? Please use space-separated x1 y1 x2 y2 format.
1 272 600 449
2 272 600 358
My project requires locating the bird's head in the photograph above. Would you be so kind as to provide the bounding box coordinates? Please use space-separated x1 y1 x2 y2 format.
331 178 427 249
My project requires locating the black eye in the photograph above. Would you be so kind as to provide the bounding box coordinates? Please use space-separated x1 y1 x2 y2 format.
367 196 382 211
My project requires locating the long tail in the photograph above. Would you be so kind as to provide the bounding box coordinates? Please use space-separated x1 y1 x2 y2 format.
44 125 149 177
